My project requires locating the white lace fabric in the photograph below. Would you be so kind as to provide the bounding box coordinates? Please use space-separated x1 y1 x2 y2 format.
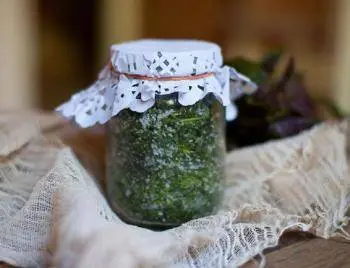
56 39 256 127
0 113 350 267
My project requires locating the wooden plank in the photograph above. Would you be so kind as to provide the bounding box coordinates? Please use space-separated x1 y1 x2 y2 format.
334 0 350 114
142 0 221 42
266 233 350 267
97 0 144 67
0 0 38 109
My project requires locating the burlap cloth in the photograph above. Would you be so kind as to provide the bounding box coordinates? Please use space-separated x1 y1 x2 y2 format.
0 112 349 268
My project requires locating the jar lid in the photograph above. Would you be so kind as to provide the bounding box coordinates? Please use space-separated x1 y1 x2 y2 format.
56 39 256 128
110 39 222 77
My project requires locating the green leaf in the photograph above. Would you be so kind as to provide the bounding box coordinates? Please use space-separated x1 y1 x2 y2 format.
224 57 266 84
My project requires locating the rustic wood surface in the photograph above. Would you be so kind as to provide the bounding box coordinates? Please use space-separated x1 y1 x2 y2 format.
2 116 350 267
56 122 350 268
266 234 350 268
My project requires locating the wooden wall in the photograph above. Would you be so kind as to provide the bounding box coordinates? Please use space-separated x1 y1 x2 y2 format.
0 0 38 109
0 0 349 111
142 0 337 100
225 0 336 100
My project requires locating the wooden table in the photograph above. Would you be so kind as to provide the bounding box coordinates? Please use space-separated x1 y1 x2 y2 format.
2 118 350 268
59 122 350 268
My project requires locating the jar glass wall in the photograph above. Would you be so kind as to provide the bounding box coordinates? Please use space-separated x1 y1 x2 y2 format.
107 93 225 228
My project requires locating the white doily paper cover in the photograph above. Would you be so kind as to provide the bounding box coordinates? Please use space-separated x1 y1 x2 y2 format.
56 39 256 127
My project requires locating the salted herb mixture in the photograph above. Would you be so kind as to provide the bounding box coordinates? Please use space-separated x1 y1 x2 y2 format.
107 94 225 227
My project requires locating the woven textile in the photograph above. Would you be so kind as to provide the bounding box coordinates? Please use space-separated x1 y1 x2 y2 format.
0 113 349 267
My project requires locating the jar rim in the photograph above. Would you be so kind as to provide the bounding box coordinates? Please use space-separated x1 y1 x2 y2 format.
110 39 221 54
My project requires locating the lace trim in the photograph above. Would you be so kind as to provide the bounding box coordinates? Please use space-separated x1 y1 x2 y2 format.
56 65 256 128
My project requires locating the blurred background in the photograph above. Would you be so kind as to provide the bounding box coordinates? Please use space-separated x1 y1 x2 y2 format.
0 0 349 112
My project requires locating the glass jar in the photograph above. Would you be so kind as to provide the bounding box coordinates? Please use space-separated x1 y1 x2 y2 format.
56 39 256 229
107 93 225 228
